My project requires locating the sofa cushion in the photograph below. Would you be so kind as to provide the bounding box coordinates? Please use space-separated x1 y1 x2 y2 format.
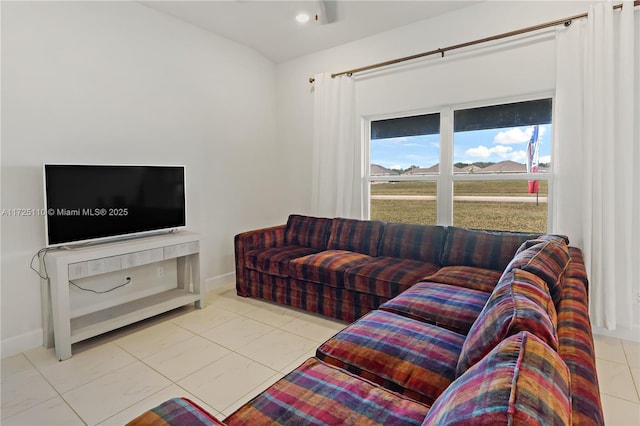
441 227 538 271
327 218 385 256
495 269 559 325
424 265 502 293
127 397 226 425
423 332 572 426
284 214 332 250
379 282 490 334
516 234 570 250
377 222 446 263
505 239 570 307
246 246 320 277
224 357 430 426
317 310 464 405
456 269 559 376
289 250 373 288
343 257 439 299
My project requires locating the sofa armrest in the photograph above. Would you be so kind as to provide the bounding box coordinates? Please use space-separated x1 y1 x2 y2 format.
557 277 604 425
234 224 286 296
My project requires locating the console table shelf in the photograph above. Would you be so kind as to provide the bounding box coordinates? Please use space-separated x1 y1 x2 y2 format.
70 289 200 344
41 231 204 360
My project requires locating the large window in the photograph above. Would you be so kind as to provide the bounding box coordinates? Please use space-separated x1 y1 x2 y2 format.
368 98 552 233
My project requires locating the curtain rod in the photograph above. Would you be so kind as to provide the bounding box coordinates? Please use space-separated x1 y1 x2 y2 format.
308 1 638 84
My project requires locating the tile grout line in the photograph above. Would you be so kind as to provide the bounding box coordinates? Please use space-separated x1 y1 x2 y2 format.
4 354 89 425
620 340 640 401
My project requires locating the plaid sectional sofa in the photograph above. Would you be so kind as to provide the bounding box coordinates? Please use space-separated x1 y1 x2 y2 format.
128 214 603 425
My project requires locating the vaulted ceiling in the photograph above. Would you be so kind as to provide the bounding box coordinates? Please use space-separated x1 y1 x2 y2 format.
140 1 481 63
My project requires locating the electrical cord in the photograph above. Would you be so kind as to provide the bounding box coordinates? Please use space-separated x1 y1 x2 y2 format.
30 247 52 280
33 247 132 293
69 277 132 294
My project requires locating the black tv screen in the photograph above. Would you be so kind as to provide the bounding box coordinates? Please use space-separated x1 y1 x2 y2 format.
44 164 186 246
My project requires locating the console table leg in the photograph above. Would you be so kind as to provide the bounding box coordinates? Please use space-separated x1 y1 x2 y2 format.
49 261 73 360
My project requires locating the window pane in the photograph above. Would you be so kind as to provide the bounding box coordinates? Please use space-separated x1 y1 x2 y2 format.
371 113 440 176
452 180 548 233
370 181 437 225
453 124 552 173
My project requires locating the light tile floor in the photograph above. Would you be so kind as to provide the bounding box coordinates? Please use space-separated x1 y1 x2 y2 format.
1 282 639 425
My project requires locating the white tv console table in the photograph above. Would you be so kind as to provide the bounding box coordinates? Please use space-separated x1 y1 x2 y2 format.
40 231 204 360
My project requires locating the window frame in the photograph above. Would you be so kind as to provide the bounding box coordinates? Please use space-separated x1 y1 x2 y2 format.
364 92 554 232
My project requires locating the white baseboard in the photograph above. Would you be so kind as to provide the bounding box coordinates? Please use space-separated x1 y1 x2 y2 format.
205 271 235 294
593 324 640 343
1 329 43 359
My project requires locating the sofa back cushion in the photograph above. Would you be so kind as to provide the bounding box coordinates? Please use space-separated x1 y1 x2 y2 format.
424 266 503 293
378 222 446 263
456 269 558 376
423 332 572 426
441 227 539 271
284 214 332 250
505 239 570 307
327 218 385 256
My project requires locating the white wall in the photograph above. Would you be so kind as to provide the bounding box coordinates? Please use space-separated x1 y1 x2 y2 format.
0 1 283 356
276 0 640 340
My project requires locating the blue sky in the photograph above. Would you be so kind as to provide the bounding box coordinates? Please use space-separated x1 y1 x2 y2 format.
371 124 552 170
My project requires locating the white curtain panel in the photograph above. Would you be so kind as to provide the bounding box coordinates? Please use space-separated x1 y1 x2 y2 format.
553 1 638 330
311 73 359 218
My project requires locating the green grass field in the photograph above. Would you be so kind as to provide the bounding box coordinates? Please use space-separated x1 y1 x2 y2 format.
370 180 548 233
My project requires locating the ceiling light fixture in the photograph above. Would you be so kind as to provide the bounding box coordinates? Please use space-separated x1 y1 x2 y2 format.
296 13 310 23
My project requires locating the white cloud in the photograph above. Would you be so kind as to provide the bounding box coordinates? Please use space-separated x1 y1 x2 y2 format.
509 150 527 163
465 145 492 158
539 155 551 164
465 144 515 159
492 145 513 156
494 128 530 144
493 126 547 145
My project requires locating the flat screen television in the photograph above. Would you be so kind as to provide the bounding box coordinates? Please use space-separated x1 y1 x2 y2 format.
43 164 187 247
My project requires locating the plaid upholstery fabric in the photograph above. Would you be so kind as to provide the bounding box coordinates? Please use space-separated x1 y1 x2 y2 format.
327 218 385 256
566 246 589 283
457 269 559 377
516 234 570 252
244 270 387 323
423 332 572 426
317 310 464 405
225 358 430 426
235 225 286 296
441 227 539 270
505 239 570 307
126 397 225 426
284 214 332 250
379 282 490 334
495 269 559 327
557 277 605 426
343 257 439 298
377 222 446 263
289 250 373 288
245 246 319 277
424 266 502 293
